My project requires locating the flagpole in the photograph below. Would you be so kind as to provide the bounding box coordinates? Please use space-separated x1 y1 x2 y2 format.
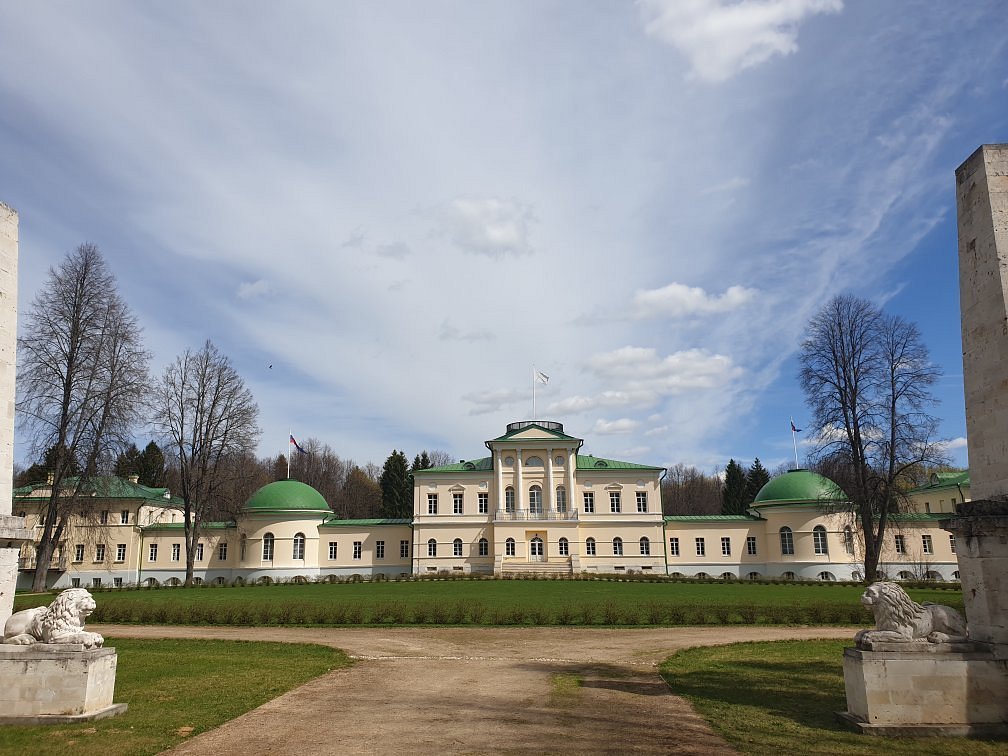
532 365 536 419
790 417 799 470
287 430 291 480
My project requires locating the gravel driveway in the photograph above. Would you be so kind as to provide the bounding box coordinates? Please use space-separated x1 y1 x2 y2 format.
92 624 855 755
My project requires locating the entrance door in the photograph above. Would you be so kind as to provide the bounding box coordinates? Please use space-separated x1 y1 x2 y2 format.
530 536 545 562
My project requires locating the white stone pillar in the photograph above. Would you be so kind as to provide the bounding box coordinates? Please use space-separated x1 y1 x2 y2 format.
545 448 555 513
514 447 523 512
566 448 576 514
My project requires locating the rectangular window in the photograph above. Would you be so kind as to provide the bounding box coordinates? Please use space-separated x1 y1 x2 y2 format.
609 491 621 513
453 492 463 514
695 537 705 557
329 542 338 560
74 544 85 562
556 487 567 513
71 577 81 588
218 542 228 561
894 534 906 554
949 535 956 554
92 577 102 588
669 537 679 557
376 540 385 559
479 539 489 556
478 492 488 514
116 543 126 562
746 536 757 555
400 540 410 559
636 491 648 513
721 537 731 556
583 492 595 513
113 577 123 588
922 534 933 555
427 494 438 515
640 538 650 556
120 510 129 524
195 543 204 561
95 543 106 562
172 543 181 561
99 510 109 524
585 539 596 556
149 543 158 562
353 541 362 560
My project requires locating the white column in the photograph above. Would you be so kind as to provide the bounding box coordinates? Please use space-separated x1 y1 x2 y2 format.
545 448 555 513
515 447 523 512
566 447 576 515
494 447 503 515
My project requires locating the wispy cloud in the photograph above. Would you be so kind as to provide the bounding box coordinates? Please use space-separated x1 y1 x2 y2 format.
462 388 527 415
593 418 641 435
639 0 844 82
236 279 271 300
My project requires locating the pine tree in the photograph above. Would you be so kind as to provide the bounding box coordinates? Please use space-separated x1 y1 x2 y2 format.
379 450 411 518
136 441 166 487
744 457 770 505
722 459 748 515
114 443 142 479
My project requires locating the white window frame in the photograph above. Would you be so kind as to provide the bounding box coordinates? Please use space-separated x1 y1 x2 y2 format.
780 527 794 556
427 538 437 557
453 538 463 557
556 486 567 513
148 543 158 562
505 537 516 557
922 534 933 555
478 537 489 556
721 537 731 556
558 537 569 556
894 534 906 555
329 541 338 560
74 544 85 562
813 526 828 555
376 540 385 559
505 487 515 512
353 541 363 560
218 542 228 561
196 542 204 561
428 494 438 515
695 537 705 557
263 533 275 561
636 491 647 513
95 543 106 562
609 491 621 513
529 486 542 514
669 537 679 557
478 492 488 514
585 537 596 556
293 532 305 560
613 537 623 556
400 540 410 559
120 510 129 524
746 536 757 555
640 536 650 556
171 543 181 562
116 543 127 562
453 492 464 514
583 492 594 513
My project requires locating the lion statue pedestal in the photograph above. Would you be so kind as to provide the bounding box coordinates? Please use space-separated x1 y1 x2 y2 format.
837 582 1008 736
0 588 127 723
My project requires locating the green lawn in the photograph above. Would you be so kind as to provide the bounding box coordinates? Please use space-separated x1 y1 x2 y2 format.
660 640 1005 755
15 579 963 626
0 638 349 756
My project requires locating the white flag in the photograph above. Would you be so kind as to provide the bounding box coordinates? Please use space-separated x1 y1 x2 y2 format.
536 370 550 384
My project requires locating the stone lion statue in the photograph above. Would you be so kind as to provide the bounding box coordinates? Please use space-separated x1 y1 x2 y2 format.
854 581 967 647
3 587 104 648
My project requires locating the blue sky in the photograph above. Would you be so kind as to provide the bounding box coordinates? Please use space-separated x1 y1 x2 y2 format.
2 1 1004 474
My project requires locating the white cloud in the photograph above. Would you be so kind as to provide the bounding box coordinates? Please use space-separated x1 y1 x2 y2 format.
593 418 641 435
462 388 527 415
938 436 968 451
440 197 536 257
639 0 844 82
633 282 757 319
236 279 271 300
589 346 742 390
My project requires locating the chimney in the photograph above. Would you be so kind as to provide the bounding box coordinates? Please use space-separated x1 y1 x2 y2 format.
128 474 139 485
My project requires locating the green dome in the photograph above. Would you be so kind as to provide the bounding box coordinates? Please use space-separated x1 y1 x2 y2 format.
752 469 846 506
245 480 330 513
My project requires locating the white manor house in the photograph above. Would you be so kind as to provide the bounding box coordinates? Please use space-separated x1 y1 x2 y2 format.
14 421 966 589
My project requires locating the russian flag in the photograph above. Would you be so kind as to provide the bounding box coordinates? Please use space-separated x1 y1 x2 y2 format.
791 421 802 433
290 434 307 454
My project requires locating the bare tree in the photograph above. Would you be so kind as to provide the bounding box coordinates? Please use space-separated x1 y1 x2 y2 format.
154 340 260 585
17 244 150 591
425 449 455 468
799 295 945 582
661 463 723 515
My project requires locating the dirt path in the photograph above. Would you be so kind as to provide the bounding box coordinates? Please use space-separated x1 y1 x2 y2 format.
93 624 855 755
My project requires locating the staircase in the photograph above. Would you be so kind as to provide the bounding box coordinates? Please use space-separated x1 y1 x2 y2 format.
499 559 572 576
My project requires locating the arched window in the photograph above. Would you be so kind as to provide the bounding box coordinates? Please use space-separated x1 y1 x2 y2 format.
558 537 569 556
529 485 542 514
293 532 305 560
897 571 914 581
478 537 489 557
505 537 516 557
613 537 623 556
639 536 650 556
525 456 544 467
453 538 463 557
262 532 274 561
813 526 828 555
779 527 794 555
585 537 596 556
695 572 709 579
747 571 761 581
843 526 854 555
925 570 942 581
555 486 567 513
427 538 437 557
782 571 796 581
505 487 515 513
720 572 735 581
818 571 836 582
953 570 960 580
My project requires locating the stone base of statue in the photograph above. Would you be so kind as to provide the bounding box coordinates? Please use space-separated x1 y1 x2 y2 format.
0 644 127 723
838 641 1008 736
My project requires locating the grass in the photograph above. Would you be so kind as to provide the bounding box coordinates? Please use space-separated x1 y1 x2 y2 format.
0 637 349 756
14 579 964 627
659 640 1005 756
549 673 584 707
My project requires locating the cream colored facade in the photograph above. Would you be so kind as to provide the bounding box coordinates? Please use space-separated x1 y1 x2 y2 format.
13 425 967 588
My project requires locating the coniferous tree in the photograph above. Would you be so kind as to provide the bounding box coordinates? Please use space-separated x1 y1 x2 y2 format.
379 450 411 518
744 457 770 505
136 441 166 487
722 459 748 515
114 443 143 479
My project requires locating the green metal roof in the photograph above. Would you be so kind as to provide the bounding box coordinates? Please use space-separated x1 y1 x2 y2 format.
13 475 182 506
887 512 950 522
752 469 846 506
664 514 760 522
245 480 331 513
141 521 236 531
321 517 412 527
575 455 664 472
909 470 970 493
414 456 493 474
